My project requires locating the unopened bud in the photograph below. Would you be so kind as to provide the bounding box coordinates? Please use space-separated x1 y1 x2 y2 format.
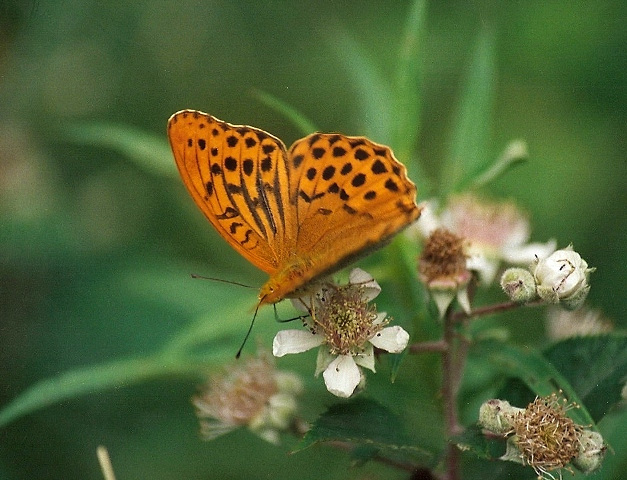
479 399 523 435
500 268 537 303
532 245 594 310
572 430 606 474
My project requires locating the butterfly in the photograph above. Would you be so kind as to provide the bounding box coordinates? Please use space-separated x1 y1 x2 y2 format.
168 109 421 305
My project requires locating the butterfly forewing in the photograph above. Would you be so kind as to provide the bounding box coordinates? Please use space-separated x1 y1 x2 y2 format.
168 110 292 274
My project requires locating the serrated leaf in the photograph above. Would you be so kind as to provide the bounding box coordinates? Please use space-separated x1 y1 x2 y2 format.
473 340 594 427
442 28 496 195
295 397 433 466
543 334 627 423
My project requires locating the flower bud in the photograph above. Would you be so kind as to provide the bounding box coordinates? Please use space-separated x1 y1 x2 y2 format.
572 430 606 474
478 399 523 435
500 268 537 303
532 245 594 310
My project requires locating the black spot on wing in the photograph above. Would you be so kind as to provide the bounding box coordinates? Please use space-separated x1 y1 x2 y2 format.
371 159 387 174
312 147 325 159
322 165 336 180
224 157 237 171
351 173 366 187
384 178 399 192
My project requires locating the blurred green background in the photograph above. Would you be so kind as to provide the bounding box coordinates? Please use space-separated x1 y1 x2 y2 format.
0 1 625 479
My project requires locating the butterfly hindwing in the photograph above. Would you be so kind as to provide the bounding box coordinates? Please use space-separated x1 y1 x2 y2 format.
287 133 421 273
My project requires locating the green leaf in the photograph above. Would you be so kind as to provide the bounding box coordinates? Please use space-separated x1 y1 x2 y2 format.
295 397 433 466
251 89 319 136
391 0 428 183
543 334 627 423
452 424 506 460
64 122 175 177
470 139 529 188
0 353 225 429
441 28 496 195
328 29 393 142
473 340 595 427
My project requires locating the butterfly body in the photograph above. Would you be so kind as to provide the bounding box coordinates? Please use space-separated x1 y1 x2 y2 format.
168 109 421 304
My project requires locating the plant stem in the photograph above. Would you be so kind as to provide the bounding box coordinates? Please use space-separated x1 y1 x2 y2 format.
451 298 543 322
409 340 448 353
440 308 463 480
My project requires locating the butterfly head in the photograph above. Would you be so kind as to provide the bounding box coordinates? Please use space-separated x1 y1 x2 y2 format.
258 279 284 305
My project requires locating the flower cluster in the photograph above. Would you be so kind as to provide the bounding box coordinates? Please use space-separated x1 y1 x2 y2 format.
479 395 606 478
193 351 302 444
500 245 594 310
273 268 409 398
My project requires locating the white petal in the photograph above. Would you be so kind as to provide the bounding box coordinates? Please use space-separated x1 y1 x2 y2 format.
414 199 441 237
349 268 381 301
272 330 324 357
502 239 557 264
456 288 472 315
369 326 409 353
372 311 387 326
466 253 499 284
431 290 455 319
323 355 361 398
353 343 375 372
315 346 335 376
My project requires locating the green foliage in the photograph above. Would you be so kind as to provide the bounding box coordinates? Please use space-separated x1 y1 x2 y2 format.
297 397 434 467
544 335 627 423
441 28 496 195
475 339 595 427
452 425 506 460
0 0 624 479
493 334 627 426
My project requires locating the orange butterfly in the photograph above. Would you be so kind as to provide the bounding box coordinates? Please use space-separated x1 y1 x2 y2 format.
168 110 421 305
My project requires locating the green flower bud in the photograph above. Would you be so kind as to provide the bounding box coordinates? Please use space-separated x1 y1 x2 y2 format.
500 268 537 303
478 399 523 435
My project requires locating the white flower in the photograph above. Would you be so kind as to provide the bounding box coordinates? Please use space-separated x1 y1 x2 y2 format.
532 245 594 310
193 352 302 444
412 195 556 284
273 268 409 398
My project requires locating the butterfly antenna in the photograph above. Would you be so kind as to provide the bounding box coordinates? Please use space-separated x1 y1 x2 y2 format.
190 273 255 289
273 303 309 323
236 295 265 359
